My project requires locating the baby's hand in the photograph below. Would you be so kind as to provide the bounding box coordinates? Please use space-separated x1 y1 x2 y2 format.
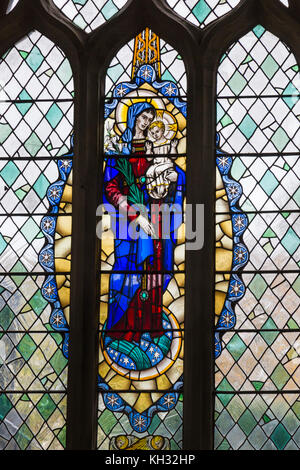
145 141 153 154
170 138 178 155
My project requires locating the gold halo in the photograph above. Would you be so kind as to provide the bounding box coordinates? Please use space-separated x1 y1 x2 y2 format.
115 90 168 135
148 110 178 141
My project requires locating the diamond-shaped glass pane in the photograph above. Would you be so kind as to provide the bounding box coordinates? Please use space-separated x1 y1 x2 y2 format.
232 273 300 330
217 96 300 154
217 26 300 99
215 155 300 212
0 32 74 158
241 212 300 271
0 160 62 215
215 393 300 450
216 332 300 392
52 0 128 33
166 0 241 29
0 275 53 331
0 215 72 272
0 393 66 449
0 332 68 391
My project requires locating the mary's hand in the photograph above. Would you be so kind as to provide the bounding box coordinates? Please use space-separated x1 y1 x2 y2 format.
135 215 157 238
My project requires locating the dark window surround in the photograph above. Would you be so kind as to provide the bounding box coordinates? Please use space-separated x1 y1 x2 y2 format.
0 0 300 451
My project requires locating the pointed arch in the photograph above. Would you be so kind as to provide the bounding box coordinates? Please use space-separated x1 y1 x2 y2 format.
97 27 187 450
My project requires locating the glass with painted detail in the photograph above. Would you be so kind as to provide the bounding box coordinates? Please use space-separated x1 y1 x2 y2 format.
98 28 186 450
215 25 300 450
0 31 73 450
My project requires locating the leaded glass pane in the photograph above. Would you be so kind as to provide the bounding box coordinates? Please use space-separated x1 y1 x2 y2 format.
215 25 300 451
215 394 300 450
0 332 68 391
0 32 73 157
0 32 73 450
98 29 186 449
217 25 299 98
0 393 67 450
216 331 300 392
217 97 300 154
0 275 52 331
52 0 128 33
166 0 240 29
232 273 300 330
216 156 300 212
0 160 62 214
217 26 300 153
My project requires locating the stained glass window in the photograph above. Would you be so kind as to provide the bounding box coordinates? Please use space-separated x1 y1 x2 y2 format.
52 0 128 33
215 25 300 450
98 28 186 450
2 0 299 453
0 31 73 450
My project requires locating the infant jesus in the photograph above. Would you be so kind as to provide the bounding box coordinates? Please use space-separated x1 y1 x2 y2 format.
145 120 178 199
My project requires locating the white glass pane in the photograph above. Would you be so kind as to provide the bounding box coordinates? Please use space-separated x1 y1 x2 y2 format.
166 0 241 29
52 0 128 33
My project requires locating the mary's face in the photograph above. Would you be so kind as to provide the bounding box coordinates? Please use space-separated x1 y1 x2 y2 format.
135 110 154 132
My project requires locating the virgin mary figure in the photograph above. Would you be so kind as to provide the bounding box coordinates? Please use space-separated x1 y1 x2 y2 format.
103 102 185 348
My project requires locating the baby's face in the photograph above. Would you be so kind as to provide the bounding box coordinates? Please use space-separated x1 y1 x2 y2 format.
149 126 164 141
